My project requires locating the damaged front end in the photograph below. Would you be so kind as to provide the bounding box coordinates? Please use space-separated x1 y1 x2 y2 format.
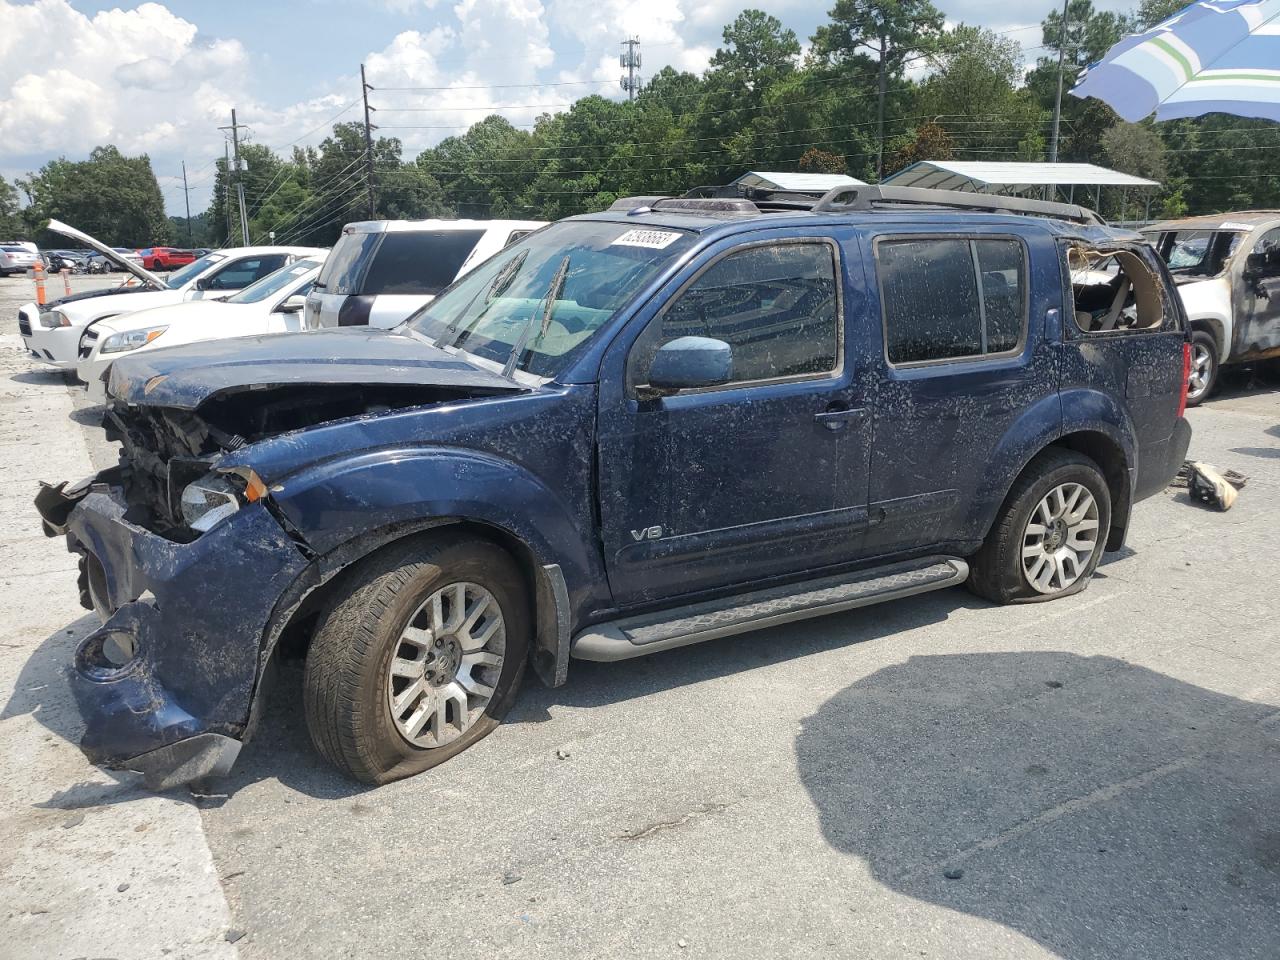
37 460 311 790
37 327 527 789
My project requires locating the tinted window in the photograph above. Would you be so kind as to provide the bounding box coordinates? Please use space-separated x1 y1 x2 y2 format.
206 255 288 290
880 239 981 363
362 230 486 295
879 238 1026 363
166 253 226 290
637 241 839 387
315 230 380 296
976 239 1025 353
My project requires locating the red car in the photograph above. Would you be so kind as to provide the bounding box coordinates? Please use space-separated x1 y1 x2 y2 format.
138 246 197 270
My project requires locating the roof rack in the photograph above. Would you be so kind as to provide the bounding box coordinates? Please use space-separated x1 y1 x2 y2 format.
811 185 1104 225
607 184 1105 225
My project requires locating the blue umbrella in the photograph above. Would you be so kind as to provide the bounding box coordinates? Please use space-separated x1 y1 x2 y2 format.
1072 0 1280 122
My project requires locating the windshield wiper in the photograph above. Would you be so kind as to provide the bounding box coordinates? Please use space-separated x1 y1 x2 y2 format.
503 255 569 379
434 250 528 350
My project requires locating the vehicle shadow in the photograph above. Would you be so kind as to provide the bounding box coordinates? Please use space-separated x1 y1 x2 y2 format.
8 369 74 386
5 585 979 804
795 651 1280 960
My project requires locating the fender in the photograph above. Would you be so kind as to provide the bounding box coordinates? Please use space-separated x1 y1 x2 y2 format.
1174 276 1232 359
969 388 1137 544
270 445 608 625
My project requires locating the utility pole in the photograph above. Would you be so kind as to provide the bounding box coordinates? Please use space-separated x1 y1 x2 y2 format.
361 63 378 220
1049 0 1071 164
619 37 641 101
222 142 233 243
180 161 193 247
219 109 251 246
876 34 887 181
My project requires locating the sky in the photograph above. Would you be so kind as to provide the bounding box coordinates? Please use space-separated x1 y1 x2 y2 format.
0 0 1136 215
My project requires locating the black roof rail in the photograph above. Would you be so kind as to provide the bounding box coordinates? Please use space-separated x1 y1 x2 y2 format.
607 194 761 214
812 185 1105 225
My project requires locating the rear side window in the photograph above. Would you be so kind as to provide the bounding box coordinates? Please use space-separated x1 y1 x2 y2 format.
361 230 486 296
316 231 380 296
1066 246 1166 333
877 237 1026 364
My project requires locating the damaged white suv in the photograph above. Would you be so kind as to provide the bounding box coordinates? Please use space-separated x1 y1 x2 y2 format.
17 219 324 374
1145 212 1280 405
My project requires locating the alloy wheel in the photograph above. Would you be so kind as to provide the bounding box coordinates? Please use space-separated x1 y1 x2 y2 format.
385 581 506 748
1021 482 1101 594
1187 341 1213 401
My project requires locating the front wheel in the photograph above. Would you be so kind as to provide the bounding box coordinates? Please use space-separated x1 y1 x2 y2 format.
1186 329 1218 407
967 449 1111 604
303 533 530 784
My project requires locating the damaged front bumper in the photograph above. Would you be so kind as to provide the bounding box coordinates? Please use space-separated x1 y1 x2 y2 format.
37 473 310 789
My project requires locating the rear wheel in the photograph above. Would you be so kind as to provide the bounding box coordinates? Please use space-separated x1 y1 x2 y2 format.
968 449 1111 604
1186 329 1218 407
303 533 529 784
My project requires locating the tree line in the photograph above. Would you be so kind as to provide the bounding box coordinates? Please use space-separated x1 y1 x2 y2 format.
4 0 1278 249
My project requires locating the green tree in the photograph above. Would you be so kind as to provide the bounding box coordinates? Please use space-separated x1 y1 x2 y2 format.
17 146 169 246
1100 122 1168 219
1136 0 1189 28
0 177 23 238
811 0 945 178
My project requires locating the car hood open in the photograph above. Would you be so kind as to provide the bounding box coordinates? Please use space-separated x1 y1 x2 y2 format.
45 219 166 289
107 326 523 410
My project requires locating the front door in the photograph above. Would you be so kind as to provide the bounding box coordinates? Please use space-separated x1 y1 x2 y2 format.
597 233 872 608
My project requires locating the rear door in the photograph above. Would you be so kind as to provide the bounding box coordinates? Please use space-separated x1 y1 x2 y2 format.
863 228 1057 555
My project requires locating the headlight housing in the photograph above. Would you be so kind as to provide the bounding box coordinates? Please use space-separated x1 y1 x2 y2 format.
179 470 268 532
39 310 71 328
100 325 168 355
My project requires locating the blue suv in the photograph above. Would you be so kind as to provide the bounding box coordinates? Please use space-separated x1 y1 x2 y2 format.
36 186 1192 788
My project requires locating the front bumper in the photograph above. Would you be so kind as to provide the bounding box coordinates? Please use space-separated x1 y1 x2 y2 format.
19 305 84 370
37 476 311 788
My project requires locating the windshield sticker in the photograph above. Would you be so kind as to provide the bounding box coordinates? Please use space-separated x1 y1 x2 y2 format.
1219 221 1255 232
611 229 681 250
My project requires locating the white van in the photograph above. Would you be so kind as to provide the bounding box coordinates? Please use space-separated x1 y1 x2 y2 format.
305 219 544 329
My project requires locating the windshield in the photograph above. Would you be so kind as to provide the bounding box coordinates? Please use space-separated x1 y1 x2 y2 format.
407 220 696 379
226 259 321 304
166 253 226 289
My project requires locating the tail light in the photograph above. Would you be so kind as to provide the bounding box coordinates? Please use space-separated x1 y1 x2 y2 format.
1176 341 1191 419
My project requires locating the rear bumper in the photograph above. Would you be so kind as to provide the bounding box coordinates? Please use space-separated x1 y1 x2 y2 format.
37 476 310 788
1135 416 1193 503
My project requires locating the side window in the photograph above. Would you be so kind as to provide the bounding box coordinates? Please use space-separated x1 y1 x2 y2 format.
1253 227 1280 254
208 255 287 290
1065 246 1165 334
505 230 531 247
631 241 840 390
361 230 486 295
877 237 1027 364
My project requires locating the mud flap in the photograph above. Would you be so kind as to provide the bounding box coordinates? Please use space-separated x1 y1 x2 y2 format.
532 563 571 687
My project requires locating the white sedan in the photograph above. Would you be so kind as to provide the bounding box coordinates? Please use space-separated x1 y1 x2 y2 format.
78 258 324 402
18 219 324 373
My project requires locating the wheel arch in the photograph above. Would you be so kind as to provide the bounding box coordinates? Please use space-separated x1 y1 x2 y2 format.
1050 430 1130 550
1187 315 1227 360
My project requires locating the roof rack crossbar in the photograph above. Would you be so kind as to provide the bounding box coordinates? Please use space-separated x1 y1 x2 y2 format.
811 185 1104 225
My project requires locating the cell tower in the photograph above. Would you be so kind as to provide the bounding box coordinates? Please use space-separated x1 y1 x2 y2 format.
620 37 641 101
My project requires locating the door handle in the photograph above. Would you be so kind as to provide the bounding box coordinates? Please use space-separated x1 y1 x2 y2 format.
814 406 866 432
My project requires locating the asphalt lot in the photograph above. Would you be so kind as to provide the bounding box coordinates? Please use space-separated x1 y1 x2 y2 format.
1 272 1278 959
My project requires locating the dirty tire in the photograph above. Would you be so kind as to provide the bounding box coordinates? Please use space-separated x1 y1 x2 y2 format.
967 448 1111 605
303 533 529 784
1185 328 1218 407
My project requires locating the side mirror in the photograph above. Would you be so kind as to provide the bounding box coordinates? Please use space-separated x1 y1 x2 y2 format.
194 276 211 291
645 336 733 394
277 294 307 314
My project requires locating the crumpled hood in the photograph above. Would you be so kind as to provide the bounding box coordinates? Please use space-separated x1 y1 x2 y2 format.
108 326 522 410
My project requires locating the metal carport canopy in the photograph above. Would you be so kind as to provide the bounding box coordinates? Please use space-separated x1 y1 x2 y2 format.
882 161 1159 193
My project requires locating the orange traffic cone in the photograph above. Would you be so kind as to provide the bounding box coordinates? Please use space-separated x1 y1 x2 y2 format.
33 260 46 306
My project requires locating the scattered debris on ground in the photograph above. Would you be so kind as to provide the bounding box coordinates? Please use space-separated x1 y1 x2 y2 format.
1171 461 1247 511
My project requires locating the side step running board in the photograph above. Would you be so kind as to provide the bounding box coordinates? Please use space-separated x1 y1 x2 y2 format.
572 556 968 662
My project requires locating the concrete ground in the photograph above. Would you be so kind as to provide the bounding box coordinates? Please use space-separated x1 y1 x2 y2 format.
1 271 1277 959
